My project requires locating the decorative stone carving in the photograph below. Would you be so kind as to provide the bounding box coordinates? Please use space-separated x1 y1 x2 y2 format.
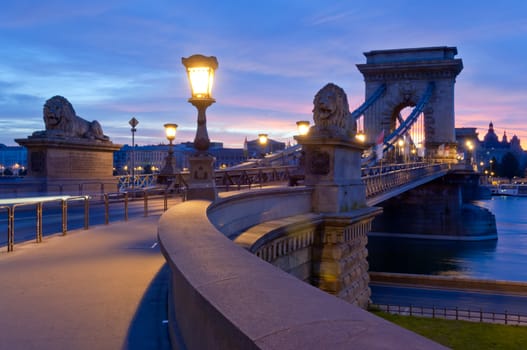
32 96 110 142
312 83 356 138
309 150 330 175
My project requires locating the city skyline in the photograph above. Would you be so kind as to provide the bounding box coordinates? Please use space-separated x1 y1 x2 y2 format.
1 1 526 148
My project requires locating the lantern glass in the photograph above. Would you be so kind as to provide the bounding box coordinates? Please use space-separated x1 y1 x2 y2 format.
187 67 214 99
164 123 178 142
182 55 218 100
355 131 366 142
296 121 310 136
258 133 268 145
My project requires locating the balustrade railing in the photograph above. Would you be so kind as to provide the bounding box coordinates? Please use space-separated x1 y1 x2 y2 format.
117 166 297 192
363 162 449 198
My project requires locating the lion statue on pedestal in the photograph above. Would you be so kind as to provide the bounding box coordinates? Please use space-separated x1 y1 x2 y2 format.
312 83 356 138
39 95 109 141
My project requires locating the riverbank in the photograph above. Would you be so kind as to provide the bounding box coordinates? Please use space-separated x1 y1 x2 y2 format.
370 272 527 295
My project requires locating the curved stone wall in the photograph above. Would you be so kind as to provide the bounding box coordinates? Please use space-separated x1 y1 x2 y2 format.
158 195 445 349
207 187 313 238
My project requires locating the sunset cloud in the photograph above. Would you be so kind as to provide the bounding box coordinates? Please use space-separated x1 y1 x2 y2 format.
0 0 525 152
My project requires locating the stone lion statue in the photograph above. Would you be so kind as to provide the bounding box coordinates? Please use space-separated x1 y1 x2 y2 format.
312 83 356 138
40 95 109 141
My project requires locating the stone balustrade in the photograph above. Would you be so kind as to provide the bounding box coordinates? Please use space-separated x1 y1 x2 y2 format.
158 188 446 349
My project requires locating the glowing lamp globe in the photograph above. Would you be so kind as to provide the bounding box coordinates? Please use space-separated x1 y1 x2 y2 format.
181 55 218 100
296 121 310 136
164 123 178 142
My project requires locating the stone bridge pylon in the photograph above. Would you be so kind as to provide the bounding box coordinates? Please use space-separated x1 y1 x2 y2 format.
356 46 463 160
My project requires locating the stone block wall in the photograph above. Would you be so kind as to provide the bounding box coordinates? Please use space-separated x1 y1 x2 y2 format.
234 207 381 309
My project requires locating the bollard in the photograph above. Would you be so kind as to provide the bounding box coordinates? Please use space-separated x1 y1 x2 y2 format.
124 192 129 221
7 207 13 252
36 202 43 243
61 199 68 235
104 193 110 225
84 196 89 230
143 190 148 217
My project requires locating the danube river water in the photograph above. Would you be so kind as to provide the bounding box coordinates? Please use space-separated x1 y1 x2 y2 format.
367 196 527 282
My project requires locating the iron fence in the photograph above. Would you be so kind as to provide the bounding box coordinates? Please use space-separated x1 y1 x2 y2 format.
371 303 527 326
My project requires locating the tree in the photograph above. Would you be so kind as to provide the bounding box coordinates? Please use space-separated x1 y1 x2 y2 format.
500 152 520 181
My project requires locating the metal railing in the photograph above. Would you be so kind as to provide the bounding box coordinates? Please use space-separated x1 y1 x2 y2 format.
102 187 172 224
371 303 527 326
214 165 296 191
116 166 297 192
1 188 179 252
0 196 90 252
363 162 449 198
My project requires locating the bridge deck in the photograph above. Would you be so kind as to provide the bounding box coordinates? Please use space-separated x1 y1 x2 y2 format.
0 216 170 349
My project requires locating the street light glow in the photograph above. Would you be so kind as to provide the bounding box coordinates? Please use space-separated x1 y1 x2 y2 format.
258 133 268 145
296 121 310 136
182 55 218 100
164 123 178 142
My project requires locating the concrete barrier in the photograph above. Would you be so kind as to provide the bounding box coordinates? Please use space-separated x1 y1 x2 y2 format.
158 197 446 349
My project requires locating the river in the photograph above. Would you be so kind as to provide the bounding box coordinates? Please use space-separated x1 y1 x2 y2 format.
367 196 527 282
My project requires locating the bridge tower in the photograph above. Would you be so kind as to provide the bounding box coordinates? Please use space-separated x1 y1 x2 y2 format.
357 46 463 160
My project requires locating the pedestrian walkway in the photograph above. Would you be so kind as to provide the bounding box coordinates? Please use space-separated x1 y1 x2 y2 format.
0 215 170 350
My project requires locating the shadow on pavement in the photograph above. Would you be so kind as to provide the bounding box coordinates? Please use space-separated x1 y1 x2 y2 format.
123 263 171 350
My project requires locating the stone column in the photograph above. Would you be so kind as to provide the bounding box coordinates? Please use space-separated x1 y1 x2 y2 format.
311 210 380 308
295 83 383 308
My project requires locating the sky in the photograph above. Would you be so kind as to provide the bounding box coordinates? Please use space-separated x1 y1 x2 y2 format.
1 0 526 149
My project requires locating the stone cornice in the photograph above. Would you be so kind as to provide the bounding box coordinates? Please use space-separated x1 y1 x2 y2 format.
356 59 463 81
15 137 122 152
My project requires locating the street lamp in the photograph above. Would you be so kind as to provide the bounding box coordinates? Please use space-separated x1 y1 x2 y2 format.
182 54 218 153
296 121 310 136
160 123 178 177
128 117 139 189
465 140 474 168
397 138 404 163
258 133 269 156
181 54 218 200
355 131 366 143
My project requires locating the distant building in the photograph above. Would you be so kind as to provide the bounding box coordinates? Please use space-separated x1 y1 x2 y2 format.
456 122 527 177
245 138 286 158
113 142 247 174
0 144 27 175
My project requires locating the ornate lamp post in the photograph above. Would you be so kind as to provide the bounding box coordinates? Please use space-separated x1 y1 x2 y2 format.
128 117 139 189
182 54 218 154
160 123 178 178
182 54 218 200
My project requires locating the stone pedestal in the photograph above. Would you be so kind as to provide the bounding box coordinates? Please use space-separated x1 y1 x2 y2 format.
186 155 217 201
296 135 367 212
15 137 122 193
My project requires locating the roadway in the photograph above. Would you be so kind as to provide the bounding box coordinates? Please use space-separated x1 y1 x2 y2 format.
371 283 527 315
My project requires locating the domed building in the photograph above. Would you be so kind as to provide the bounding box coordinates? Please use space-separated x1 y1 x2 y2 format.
476 122 527 178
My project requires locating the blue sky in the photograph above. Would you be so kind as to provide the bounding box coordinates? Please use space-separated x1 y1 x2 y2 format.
1 0 526 148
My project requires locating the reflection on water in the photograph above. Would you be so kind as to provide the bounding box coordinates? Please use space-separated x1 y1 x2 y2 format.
367 196 527 282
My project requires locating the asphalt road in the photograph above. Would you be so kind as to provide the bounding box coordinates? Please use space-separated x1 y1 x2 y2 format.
371 283 527 314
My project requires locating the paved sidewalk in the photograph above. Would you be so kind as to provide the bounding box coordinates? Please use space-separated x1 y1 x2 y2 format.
0 215 170 350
